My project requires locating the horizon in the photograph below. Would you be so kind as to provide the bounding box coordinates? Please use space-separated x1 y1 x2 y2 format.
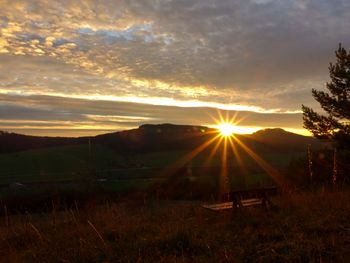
1 1 349 136
0 123 312 138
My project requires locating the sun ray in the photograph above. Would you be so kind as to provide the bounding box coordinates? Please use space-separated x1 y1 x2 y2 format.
231 134 288 188
202 136 224 167
227 136 246 175
220 137 230 200
157 133 221 178
209 109 252 137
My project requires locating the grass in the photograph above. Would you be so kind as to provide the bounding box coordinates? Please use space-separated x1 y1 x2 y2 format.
0 189 349 262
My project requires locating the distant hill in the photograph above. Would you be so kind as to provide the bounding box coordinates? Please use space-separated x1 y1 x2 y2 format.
0 124 325 154
0 125 328 190
250 128 324 151
93 124 215 153
0 131 82 153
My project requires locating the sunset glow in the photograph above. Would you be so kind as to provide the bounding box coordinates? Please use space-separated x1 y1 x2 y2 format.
216 124 262 135
217 123 236 136
211 110 257 136
0 0 342 136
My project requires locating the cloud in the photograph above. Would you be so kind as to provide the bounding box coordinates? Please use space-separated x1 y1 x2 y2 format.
0 93 304 136
0 0 349 135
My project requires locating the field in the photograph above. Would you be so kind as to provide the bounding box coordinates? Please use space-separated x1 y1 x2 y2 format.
0 189 349 262
0 138 348 262
0 143 304 201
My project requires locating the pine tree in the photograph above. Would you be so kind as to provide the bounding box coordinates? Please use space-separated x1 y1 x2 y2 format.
302 44 350 148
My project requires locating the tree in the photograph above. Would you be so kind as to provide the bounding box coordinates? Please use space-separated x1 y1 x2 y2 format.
302 44 350 148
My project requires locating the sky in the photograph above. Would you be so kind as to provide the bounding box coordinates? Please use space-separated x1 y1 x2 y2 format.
0 0 350 137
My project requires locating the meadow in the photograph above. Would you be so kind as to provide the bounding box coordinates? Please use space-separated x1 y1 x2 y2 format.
0 143 303 202
0 189 349 262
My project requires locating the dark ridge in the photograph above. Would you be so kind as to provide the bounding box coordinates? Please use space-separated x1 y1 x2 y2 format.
94 124 217 153
0 125 325 154
139 123 212 133
0 131 85 153
250 128 324 151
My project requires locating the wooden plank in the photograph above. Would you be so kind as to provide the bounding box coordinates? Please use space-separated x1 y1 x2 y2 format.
202 186 277 211
241 198 263 207
202 199 263 211
201 202 233 211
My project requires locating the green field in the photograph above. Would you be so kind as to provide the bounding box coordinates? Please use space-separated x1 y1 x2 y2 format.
0 143 305 199
0 144 125 183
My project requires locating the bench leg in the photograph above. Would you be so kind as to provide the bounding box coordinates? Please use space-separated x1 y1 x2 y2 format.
232 198 243 211
262 197 268 210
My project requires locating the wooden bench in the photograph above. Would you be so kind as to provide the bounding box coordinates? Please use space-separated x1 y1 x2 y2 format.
202 186 277 211
229 186 277 210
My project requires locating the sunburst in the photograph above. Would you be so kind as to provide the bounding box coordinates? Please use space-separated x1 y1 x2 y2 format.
157 110 288 199
217 123 235 137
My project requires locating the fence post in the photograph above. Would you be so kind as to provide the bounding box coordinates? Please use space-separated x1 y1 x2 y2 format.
332 148 338 190
307 144 313 188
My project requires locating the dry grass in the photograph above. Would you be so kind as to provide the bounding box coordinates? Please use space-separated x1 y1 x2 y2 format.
0 190 350 262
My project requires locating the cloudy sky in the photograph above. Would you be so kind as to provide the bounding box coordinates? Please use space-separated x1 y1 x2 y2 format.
0 0 349 136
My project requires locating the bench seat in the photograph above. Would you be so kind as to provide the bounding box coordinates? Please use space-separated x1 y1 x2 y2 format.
201 186 277 211
239 198 263 207
201 202 233 211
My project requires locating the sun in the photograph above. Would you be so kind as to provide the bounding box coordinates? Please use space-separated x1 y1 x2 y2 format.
217 123 235 137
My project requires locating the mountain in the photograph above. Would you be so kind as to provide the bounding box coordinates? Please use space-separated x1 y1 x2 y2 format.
0 131 81 153
0 124 324 154
94 124 215 152
250 128 324 151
